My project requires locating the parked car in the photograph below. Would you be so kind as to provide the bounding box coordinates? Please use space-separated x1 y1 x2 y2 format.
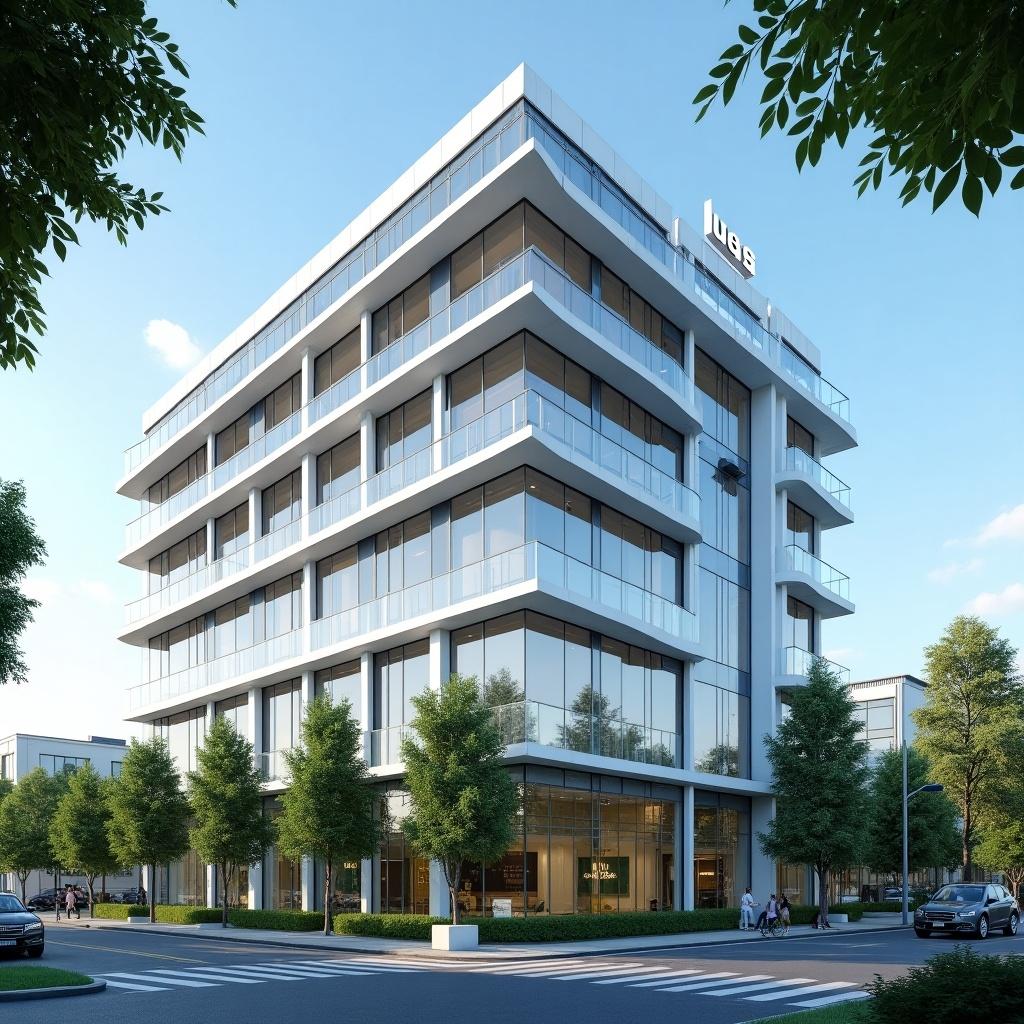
27 886 88 911
108 888 146 905
914 883 1019 939
0 892 45 958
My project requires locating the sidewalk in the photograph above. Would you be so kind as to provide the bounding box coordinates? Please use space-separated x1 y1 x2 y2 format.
49 915 908 961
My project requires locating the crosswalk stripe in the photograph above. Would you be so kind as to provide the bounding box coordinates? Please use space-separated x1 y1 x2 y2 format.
153 969 264 985
183 966 307 981
551 964 657 981
101 972 216 989
306 961 418 974
251 963 370 977
791 991 871 1009
593 969 702 986
344 957 449 968
496 961 626 978
705 977 815 997
101 979 170 992
659 974 770 994
628 971 717 989
655 972 740 992
746 981 858 1002
471 959 595 974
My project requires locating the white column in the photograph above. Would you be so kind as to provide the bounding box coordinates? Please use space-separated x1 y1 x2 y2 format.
247 686 264 910
248 487 261 542
359 309 372 392
681 785 695 911
751 794 776 899
301 857 314 913
360 859 373 914
428 861 448 918
681 664 695 771
429 628 449 690
206 865 217 910
205 517 216 564
749 384 779 783
431 373 445 472
302 561 315 653
300 348 314 430
359 651 373 740
359 411 375 483
206 431 215 473
300 452 314 539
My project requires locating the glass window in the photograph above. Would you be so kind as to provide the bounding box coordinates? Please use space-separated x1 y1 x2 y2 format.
696 348 751 460
484 613 525 700
373 640 429 730
524 203 564 268
215 693 248 739
526 469 564 552
787 416 815 457
262 469 301 535
447 357 483 430
147 446 207 505
216 414 250 466
483 204 524 277
316 661 361 721
317 433 360 506
314 327 360 396
484 470 525 556
525 612 564 708
149 527 207 591
215 502 249 561
262 680 302 752
376 390 431 471
483 335 525 411
403 512 432 587
263 572 302 639
451 489 483 568
786 501 815 554
264 373 300 431
317 545 358 618
786 596 814 652
450 232 482 300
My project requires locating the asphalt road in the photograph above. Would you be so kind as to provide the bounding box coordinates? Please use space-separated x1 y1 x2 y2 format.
1 923 1019 1024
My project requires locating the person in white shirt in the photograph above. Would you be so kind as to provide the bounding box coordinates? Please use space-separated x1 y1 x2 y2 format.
739 886 757 930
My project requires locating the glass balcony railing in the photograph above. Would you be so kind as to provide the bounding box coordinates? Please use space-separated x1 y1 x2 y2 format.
782 545 851 603
367 725 410 768
777 346 851 422
125 476 210 549
128 628 303 711
259 748 294 782
782 447 852 512
212 411 302 491
780 646 851 686
123 519 302 625
490 700 678 768
123 103 529 475
311 540 697 653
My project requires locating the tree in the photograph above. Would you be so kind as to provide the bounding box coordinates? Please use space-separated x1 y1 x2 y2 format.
0 479 47 684
401 674 520 925
696 742 741 777
49 763 122 917
975 736 1024 899
694 0 1024 215
913 616 1022 881
759 658 870 925
0 767 66 901
482 667 532 745
187 716 272 928
276 696 380 935
0 0 238 371
107 738 190 922
862 746 960 882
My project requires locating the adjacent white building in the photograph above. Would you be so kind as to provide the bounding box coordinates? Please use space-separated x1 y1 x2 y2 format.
0 733 137 898
116 64 856 915
847 673 927 758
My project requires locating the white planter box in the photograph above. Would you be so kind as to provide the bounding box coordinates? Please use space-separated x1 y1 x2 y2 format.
431 924 479 951
829 913 849 924
127 915 149 925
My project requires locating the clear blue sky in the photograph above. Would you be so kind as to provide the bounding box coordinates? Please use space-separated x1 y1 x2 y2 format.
2 0 1022 738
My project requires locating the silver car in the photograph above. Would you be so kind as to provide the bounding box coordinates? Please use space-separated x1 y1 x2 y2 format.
914 883 1019 940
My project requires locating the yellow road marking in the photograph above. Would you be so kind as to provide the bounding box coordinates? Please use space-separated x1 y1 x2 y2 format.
44 938 206 963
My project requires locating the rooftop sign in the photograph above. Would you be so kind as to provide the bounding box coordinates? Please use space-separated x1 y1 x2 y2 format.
703 199 756 279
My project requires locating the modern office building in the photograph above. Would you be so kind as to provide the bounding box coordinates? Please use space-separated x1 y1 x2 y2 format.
847 673 927 759
0 733 137 898
116 65 856 916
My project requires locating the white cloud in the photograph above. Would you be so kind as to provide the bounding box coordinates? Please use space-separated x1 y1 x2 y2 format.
144 318 201 370
927 558 984 584
965 582 1024 617
75 580 116 604
22 577 61 603
975 504 1024 546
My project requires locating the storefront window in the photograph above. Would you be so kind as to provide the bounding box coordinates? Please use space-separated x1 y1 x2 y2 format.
263 797 301 910
693 792 750 908
378 788 430 914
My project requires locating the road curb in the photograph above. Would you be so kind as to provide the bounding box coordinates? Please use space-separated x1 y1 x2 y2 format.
0 979 106 1002
64 920 909 962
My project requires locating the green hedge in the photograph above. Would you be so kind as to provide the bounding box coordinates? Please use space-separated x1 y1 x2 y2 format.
333 903 861 942
90 903 321 929
227 909 324 931
847 900 919 914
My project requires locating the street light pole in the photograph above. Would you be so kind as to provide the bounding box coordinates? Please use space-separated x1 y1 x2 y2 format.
901 739 944 927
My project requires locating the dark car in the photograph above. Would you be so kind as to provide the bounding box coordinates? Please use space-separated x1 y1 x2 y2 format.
915 883 1019 940
27 886 87 911
0 892 45 958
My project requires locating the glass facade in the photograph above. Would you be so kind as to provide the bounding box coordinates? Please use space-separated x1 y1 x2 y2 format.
215 692 249 740
215 374 301 467
262 470 301 536
144 446 207 509
262 679 302 754
852 695 897 753
153 705 207 774
315 660 361 720
148 527 207 593
693 349 751 778
262 796 301 910
378 787 431 914
694 790 751 908
314 327 359 396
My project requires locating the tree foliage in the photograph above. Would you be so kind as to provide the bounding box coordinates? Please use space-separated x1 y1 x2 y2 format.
0 767 67 900
50 763 122 916
0 479 47 685
401 674 520 925
862 746 960 879
187 716 273 928
276 696 380 935
759 658 870 923
975 736 1024 899
107 737 190 922
694 0 1024 214
0 0 235 370
913 616 1022 880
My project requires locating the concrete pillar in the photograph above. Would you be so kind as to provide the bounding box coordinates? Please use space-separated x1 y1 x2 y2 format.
360 859 373 914
205 865 217 910
681 663 695 771
206 431 215 474
359 309 372 392
205 517 216 564
246 684 265 910
431 373 445 472
302 561 315 652
248 487 261 543
681 784 695 911
359 410 375 484
751 794 776 899
301 857 314 912
300 452 315 538
428 861 448 917
300 348 314 431
429 628 449 690
359 651 373 744
749 384 779 783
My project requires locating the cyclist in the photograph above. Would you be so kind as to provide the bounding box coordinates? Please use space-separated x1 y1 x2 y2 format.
760 893 779 936
779 894 792 935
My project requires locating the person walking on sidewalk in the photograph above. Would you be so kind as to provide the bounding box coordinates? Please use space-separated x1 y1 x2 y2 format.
53 888 61 923
64 885 79 920
739 887 758 931
779 894 792 935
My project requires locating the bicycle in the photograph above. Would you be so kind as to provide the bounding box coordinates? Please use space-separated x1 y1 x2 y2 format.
759 916 784 938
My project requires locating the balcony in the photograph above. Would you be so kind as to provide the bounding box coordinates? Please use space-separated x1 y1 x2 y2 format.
259 748 293 783
310 540 698 656
776 446 853 529
777 545 853 618
368 702 678 770
776 646 851 687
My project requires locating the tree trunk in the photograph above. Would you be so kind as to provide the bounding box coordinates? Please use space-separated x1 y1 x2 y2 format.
18 872 27 904
817 865 829 928
222 863 229 928
101 873 107 903
447 861 462 925
324 858 333 936
87 875 96 919
149 864 156 923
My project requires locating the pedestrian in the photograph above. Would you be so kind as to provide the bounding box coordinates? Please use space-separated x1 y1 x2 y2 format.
739 886 757 931
765 892 779 933
780 894 791 935
64 884 79 920
54 888 61 922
